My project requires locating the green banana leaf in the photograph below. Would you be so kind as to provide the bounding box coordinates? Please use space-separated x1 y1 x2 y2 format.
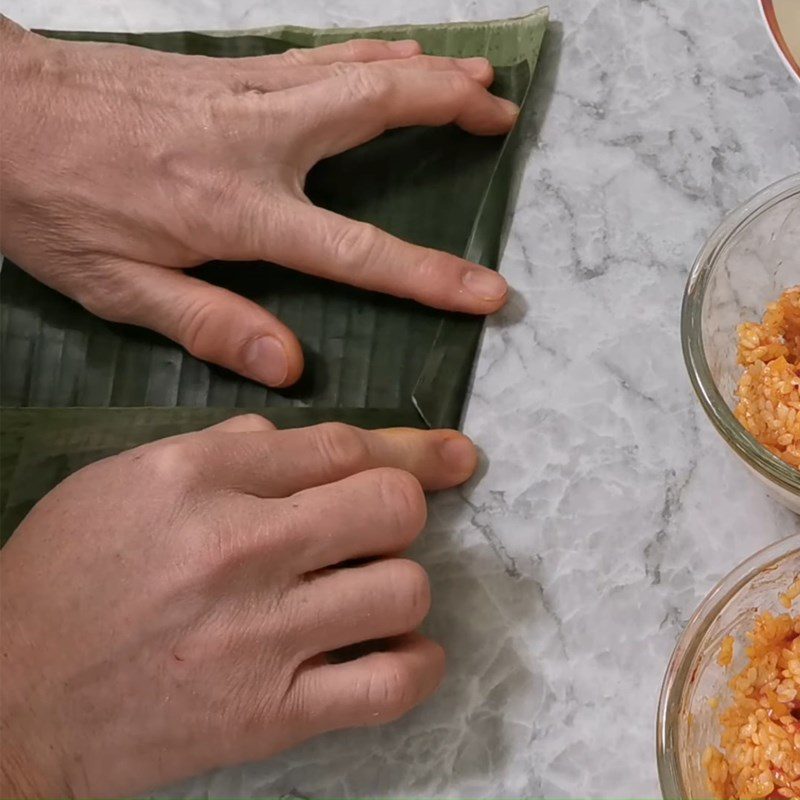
0 406 428 537
0 9 549 541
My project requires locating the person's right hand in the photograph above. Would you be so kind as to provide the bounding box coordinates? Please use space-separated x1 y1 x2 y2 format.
0 17 514 389
0 416 478 799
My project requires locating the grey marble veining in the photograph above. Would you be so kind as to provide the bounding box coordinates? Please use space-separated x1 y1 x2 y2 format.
5 0 800 797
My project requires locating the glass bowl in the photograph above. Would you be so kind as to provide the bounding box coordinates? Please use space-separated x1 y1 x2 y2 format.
682 173 800 513
657 533 800 799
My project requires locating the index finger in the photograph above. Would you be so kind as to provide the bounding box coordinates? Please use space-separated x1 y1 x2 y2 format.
200 422 478 496
262 201 509 314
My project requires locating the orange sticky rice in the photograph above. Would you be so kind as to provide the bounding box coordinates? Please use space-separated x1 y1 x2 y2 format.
704 577 800 799
735 287 800 469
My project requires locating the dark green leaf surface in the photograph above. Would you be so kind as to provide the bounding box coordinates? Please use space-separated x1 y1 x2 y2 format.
0 10 548 538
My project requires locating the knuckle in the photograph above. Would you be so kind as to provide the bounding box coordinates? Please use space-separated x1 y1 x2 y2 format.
413 248 449 285
343 65 393 105
137 438 202 490
446 69 477 97
367 662 416 719
340 39 363 59
329 60 356 78
312 422 369 470
232 413 274 431
191 501 259 580
280 47 306 65
327 221 381 273
374 468 427 535
174 296 218 359
341 38 382 61
390 560 431 627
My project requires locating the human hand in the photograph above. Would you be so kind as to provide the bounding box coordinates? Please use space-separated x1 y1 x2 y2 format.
0 415 478 798
0 17 515 388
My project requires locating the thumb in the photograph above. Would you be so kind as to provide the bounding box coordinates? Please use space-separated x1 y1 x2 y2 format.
87 261 303 388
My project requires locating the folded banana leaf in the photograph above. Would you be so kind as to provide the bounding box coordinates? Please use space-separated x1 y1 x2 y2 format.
0 9 548 540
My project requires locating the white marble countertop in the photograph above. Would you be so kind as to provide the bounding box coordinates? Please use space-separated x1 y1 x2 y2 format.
6 0 800 797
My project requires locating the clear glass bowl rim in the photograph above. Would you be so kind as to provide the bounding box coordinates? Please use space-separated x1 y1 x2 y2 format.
656 533 800 799
681 172 800 496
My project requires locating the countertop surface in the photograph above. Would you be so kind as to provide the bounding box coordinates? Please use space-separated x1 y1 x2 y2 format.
6 0 800 797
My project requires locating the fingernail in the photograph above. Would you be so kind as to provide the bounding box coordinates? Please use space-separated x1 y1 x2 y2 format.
462 268 508 302
494 96 520 119
243 336 288 387
459 56 491 79
388 39 421 56
440 435 477 474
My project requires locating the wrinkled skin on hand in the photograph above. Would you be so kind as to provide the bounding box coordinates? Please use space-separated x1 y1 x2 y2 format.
0 17 514 387
0 416 479 797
